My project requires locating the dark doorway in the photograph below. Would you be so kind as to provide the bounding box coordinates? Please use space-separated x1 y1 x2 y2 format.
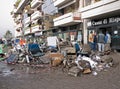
99 27 112 35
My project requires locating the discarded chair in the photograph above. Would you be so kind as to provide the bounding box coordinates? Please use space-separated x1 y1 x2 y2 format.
28 43 45 64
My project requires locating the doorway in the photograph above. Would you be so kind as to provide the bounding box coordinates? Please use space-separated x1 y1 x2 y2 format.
99 27 112 35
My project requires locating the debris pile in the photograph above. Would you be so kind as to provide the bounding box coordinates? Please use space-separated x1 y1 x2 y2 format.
67 53 114 77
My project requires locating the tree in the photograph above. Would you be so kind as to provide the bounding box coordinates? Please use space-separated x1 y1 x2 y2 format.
4 30 13 40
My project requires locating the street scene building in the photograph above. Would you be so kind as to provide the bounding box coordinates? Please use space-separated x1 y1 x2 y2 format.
0 0 120 89
11 0 120 50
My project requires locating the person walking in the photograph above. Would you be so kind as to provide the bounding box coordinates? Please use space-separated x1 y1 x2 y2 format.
97 31 105 52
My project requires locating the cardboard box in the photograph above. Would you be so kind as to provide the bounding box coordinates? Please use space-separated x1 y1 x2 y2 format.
51 57 62 67
49 53 64 59
83 68 91 74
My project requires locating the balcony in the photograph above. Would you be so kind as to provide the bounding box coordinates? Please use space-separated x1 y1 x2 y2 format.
15 30 22 37
15 23 22 29
24 28 30 35
17 15 22 20
53 12 81 26
53 0 71 7
16 0 29 13
31 25 41 33
31 11 42 20
24 17 30 24
31 0 43 9
80 0 120 19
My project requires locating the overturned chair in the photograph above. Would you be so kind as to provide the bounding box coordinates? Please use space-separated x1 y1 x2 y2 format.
27 43 45 64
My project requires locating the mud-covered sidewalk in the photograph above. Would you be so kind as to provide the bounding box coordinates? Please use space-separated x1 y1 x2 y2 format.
0 52 120 89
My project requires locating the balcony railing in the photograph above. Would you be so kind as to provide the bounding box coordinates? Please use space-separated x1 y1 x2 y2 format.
24 27 30 35
31 0 43 9
53 12 81 26
16 0 26 13
54 8 77 19
17 15 22 20
31 11 42 20
31 25 41 33
24 17 30 24
81 0 118 12
53 0 71 7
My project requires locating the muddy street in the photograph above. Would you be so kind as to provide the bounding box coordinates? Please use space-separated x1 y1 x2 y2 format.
0 52 120 89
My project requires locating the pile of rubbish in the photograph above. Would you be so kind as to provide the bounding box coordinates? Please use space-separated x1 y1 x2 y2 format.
47 45 114 77
67 54 113 77
0 37 115 77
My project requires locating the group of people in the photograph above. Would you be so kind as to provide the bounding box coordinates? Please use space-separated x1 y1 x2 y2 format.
89 30 111 52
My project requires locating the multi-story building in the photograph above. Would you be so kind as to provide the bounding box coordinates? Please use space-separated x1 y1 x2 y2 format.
13 0 29 37
52 0 83 42
80 0 120 50
12 0 44 41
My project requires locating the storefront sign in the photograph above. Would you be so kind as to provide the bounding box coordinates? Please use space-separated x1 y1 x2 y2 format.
88 16 120 26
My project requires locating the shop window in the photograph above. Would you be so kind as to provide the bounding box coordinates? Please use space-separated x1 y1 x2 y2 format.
70 32 77 41
77 31 82 42
58 33 63 39
70 24 78 30
63 32 69 41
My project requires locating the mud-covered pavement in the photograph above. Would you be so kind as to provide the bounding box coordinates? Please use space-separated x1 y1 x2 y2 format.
0 52 120 89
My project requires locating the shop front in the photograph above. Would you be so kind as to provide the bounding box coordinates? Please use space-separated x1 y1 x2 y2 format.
53 24 83 43
87 16 120 50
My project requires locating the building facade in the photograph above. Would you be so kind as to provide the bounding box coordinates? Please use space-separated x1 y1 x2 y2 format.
80 0 120 49
12 0 44 42
52 0 83 43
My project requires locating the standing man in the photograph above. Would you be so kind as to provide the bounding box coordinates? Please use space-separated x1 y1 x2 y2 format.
105 31 111 51
97 31 105 52
89 31 94 51
93 32 97 51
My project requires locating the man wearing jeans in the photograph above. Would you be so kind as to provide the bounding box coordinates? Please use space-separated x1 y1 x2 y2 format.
88 31 94 51
97 31 105 52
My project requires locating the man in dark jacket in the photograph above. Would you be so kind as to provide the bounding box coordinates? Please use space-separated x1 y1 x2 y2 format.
97 31 105 52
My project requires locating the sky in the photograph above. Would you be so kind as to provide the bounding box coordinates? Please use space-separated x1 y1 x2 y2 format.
0 0 15 37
